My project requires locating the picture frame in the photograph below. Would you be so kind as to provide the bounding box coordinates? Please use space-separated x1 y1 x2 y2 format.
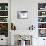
17 11 28 19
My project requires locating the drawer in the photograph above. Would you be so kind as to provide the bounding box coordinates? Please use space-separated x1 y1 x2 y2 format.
0 37 8 45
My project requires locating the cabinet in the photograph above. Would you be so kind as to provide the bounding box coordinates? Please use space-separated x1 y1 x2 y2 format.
0 3 8 37
38 3 46 37
38 37 46 46
0 0 11 45
0 35 8 45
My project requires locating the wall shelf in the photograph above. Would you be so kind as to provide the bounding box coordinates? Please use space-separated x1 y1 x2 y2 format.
0 10 8 11
38 22 46 23
38 15 46 17
38 10 46 11
0 16 8 17
38 28 46 29
0 22 8 23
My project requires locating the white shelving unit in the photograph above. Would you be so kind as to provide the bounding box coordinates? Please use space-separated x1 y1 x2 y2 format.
0 0 9 45
38 3 46 37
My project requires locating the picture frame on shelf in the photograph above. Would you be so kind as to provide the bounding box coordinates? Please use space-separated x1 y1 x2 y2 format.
38 3 46 10
38 29 46 37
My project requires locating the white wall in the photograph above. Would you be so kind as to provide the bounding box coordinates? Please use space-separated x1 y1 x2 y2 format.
11 0 46 46
11 0 38 30
11 0 46 30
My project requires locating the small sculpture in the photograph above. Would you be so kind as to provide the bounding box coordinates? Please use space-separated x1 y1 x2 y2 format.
29 25 35 30
11 23 16 30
